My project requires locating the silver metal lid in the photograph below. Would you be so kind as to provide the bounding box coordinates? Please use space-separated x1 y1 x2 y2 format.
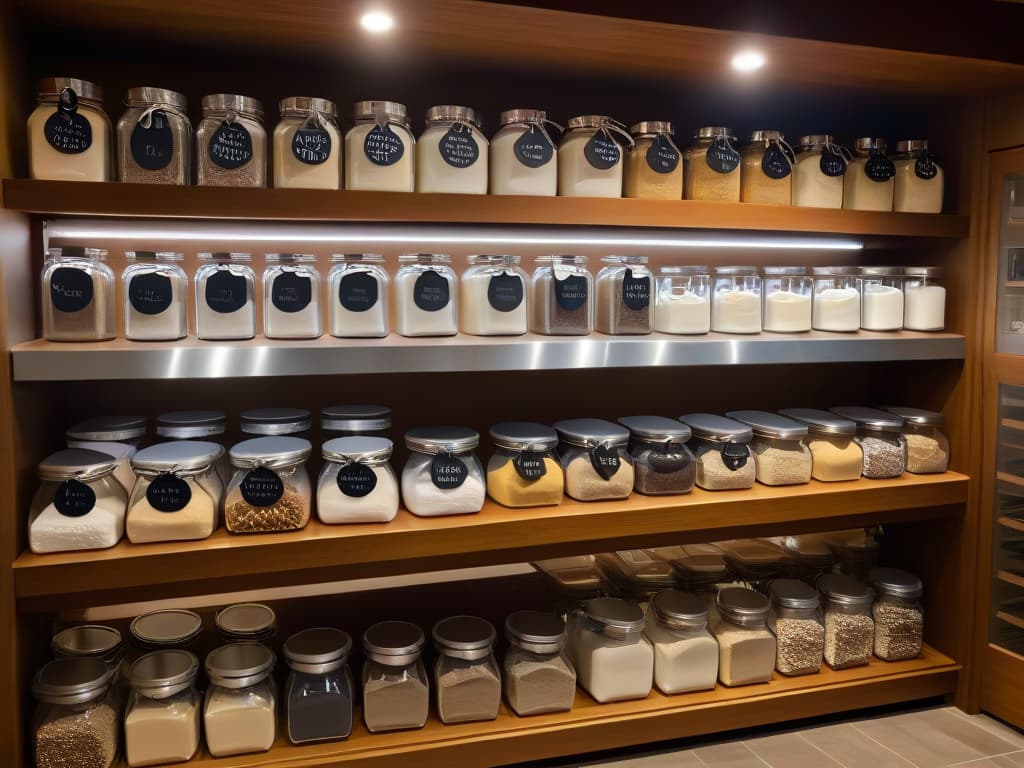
535 254 587 266
679 414 753 443
819 574 873 606
749 130 784 142
353 100 409 125
617 415 691 443
229 436 311 469
67 415 147 442
630 121 674 136
125 250 184 262
868 567 923 599
602 255 648 267
896 139 929 153
726 410 808 441
468 254 522 267
33 658 113 705
651 589 709 630
812 266 857 276
770 578 820 610
131 440 223 474
713 265 758 276
854 137 887 152
904 266 944 278
425 105 480 127
567 115 612 129
489 422 559 452
240 407 312 436
321 404 391 433
205 642 275 689
695 126 735 140
38 448 119 482
659 265 708 275
432 615 495 661
717 587 770 627
829 406 904 433
215 603 277 639
201 93 263 118
157 410 226 439
763 266 807 277
125 87 186 110
130 609 203 648
404 426 479 454
283 628 352 674
322 436 393 464
504 611 566 654
52 625 122 659
37 77 102 104
859 266 903 277
363 621 425 667
881 406 944 427
553 418 629 449
584 597 646 638
198 251 252 262
48 247 108 260
779 408 857 436
500 109 546 126
278 96 338 116
399 253 452 265
330 253 385 264
798 134 834 148
130 650 199 699
265 253 316 263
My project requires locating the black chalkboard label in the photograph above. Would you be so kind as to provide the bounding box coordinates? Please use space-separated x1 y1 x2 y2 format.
271 271 312 313
645 134 679 174
865 152 896 182
431 454 468 489
761 144 792 180
513 126 554 168
413 270 450 312
514 450 547 481
240 467 284 507
439 125 480 168
50 267 94 313
337 462 377 497
820 147 847 177
53 479 96 517
915 151 938 180
146 473 192 512
339 271 379 312
364 124 404 167
706 138 741 174
589 445 621 480
584 132 620 170
487 272 524 313
130 110 174 171
555 274 588 311
208 121 253 170
205 270 248 314
721 443 749 471
621 269 650 311
44 88 92 154
291 120 332 166
648 444 690 474
128 272 173 316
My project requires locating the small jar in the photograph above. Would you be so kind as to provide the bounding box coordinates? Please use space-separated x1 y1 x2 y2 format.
762 266 811 333
778 408 863 482
618 415 695 496
624 121 682 200
203 643 277 757
401 426 486 517
42 246 115 342
487 422 564 508
726 410 812 486
859 266 905 331
117 87 191 185
684 127 741 202
903 266 946 331
644 590 719 694
553 418 634 502
216 603 277 646
820 574 874 669
711 266 761 334
194 252 256 340
317 436 399 524
504 611 576 716
224 436 313 533
596 550 677 604
240 407 312 439
596 255 652 335
530 255 593 335
792 135 846 209
29 77 111 181
709 588 776 686
830 406 907 479
125 650 201 767
869 567 924 661
263 253 322 340
284 628 354 744
33 658 118 768
196 94 266 187
573 597 653 703
416 105 488 194
844 137 895 212
433 616 501 724
741 131 793 205
769 579 823 676
893 140 943 214
344 100 415 192
558 115 630 198
654 266 710 334
883 406 949 474
490 109 558 196
273 96 341 190
327 254 389 338
460 254 529 336
394 253 458 337
679 413 755 491
361 621 429 733
66 414 146 495
320 404 391 440
123 251 188 341
129 610 203 656
812 267 861 332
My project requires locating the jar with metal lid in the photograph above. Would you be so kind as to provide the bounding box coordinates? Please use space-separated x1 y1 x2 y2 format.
778 408 863 482
433 616 501 724
741 130 793 205
273 96 341 190
203 643 276 757
812 267 861 332
53 625 125 666
711 266 761 334
240 407 312 439
33 657 118 768
284 628 354 744
596 255 652 335
654 265 710 334
327 254 389 338
768 579 823 676
460 254 529 336
819 574 874 669
644 589 718 694
156 411 228 485
882 406 949 474
42 246 115 342
792 135 846 209
624 121 682 200
130 610 204 655
117 87 191 185
618 415 695 496
685 127 741 202
573 597 653 702
29 77 111 181
554 418 634 502
844 137 895 212
317 436 399 523
903 266 946 331
824 529 881 580
196 94 266 187
394 253 458 337
558 115 631 198
224 436 312 533
401 426 486 516
859 266 904 331
530 255 593 335
709 587 775 686
361 621 429 732
321 404 391 439
194 252 256 340
216 603 277 645
416 105 488 194
727 410 812 486
125 650 201 766
893 139 943 213
487 422 564 508
66 414 146 494
762 266 811 333
830 406 907 479
122 251 188 341
345 100 415 192
503 611 576 716
597 551 678 604
263 253 322 339
490 109 559 196
680 413 755 491
869 567 924 661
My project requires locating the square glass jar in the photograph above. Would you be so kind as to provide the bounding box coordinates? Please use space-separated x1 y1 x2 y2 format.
123 250 188 341
263 253 322 340
327 254 389 338
195 253 256 341
224 437 312 534
595 255 652 335
42 246 115 342
530 255 593 335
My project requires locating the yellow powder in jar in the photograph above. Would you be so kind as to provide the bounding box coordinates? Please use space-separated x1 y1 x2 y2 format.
624 137 683 200
740 152 792 205
685 148 740 201
807 437 863 482
486 457 564 508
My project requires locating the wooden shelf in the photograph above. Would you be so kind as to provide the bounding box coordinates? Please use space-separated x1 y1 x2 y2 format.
999 516 1024 533
997 570 1024 589
1002 418 1024 431
997 611 1024 631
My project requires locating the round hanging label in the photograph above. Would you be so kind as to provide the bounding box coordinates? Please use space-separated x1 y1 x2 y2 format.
44 88 92 154
761 144 792 180
291 123 332 166
439 125 480 169
621 269 650 311
204 270 248 314
413 270 450 312
721 443 749 471
865 152 896 182
513 126 554 168
431 454 468 489
487 272 524 313
645 134 679 174
53 479 96 518
271 271 312 313
648 445 691 474
337 462 377 498
49 267 94 313
240 467 284 507
208 120 253 170
915 151 938 180
514 450 547 481
364 124 405 167
555 274 588 311
589 445 621 480
706 138 741 174
584 132 620 170
130 110 174 171
339 271 379 313
820 148 847 177
128 272 173 316
146 473 192 513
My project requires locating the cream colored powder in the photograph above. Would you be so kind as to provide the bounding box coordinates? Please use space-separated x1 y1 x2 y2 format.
125 694 200 766
563 455 634 502
807 437 863 482
127 477 217 544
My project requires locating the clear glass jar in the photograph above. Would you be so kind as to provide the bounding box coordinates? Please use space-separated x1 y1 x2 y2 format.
740 131 793 205
29 77 111 181
65 414 145 495
844 137 895 212
401 427 486 516
553 418 634 502
820 574 875 669
263 253 322 339
778 408 863 482
812 267 861 332
624 121 682 200
558 115 630 198
345 100 415 192
215 603 277 646
504 611 576 715
123 251 188 341
711 266 761 334
273 97 341 190
903 266 946 331
490 109 558 196
762 266 811 333
768 579 823 676
487 421 564 508
194 252 256 340
460 254 529 336
830 406 907 479
317 436 399 524
654 266 710 334
33 658 117 768
284 628 354 744
42 246 115 342
321 404 392 440
573 597 653 703
51 624 128 708
644 589 718 694
394 253 458 337
117 87 191 185
596 255 652 335
618 415 695 496
859 266 904 331
196 94 266 187
129 610 203 658
884 406 950 474
203 643 276 757
125 650 201 767
893 140 943 214
416 105 488 194
433 616 501 724
530 255 593 335
869 567 924 661
684 127 741 202
680 413 755 491
240 407 312 439
327 254 389 338
792 135 846 209
709 588 775 686
727 410 812 486
224 436 312 533
361 621 429 733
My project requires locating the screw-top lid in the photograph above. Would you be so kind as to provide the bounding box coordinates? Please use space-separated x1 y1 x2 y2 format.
51 625 123 661
363 621 425 666
651 589 709 630
205 642 275 689
535 255 588 267
726 410 808 441
353 100 409 126
278 96 337 116
321 404 391 433
198 251 252 262
903 266 944 278
33 657 113 705
284 628 352 674
228 436 311 469
505 611 566 654
432 616 496 660
659 265 709 276
404 426 479 454
130 609 203 649
567 115 612 130
880 406 944 427
617 415 692 443
500 108 546 126
798 134 835 148
695 126 735 140
468 254 522 268
215 603 277 641
869 567 923 599
425 105 480 127
398 253 452 265
330 253 385 264
778 408 857 436
553 418 629 449
201 93 263 118
583 597 646 638
489 422 559 452
125 87 186 110
240 408 311 436
829 406 904 434
66 415 146 442
157 410 227 439
131 440 224 475
763 266 807 276
819 573 873 606
770 578 820 610
858 266 903 277
713 265 759 276
322 435 393 465
37 77 103 104
679 413 753 443
630 121 674 136
717 587 770 627
48 246 108 260
38 448 119 482
812 266 857 276
854 137 887 152
748 130 784 142
130 650 199 699
896 139 929 153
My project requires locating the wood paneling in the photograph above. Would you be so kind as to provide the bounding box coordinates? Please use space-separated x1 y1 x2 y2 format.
983 644 1024 729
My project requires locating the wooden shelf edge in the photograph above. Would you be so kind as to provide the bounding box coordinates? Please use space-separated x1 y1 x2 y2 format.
996 610 1024 631
998 516 1024 533
997 570 1024 589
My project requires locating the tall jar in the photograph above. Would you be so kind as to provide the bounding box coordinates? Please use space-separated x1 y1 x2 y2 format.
869 567 924 661
194 252 256 340
859 266 904 331
762 266 811 333
33 658 118 768
125 650 201 767
263 253 322 340
344 100 415 192
553 418 634 502
779 408 863 482
654 266 710 334
203 643 277 757
844 137 895 212
29 77 111 181
486 421 564 508
709 588 776 686
460 254 529 336
273 96 341 190
416 105 488 194
215 603 277 646
726 410 812 486
504 611 576 715
42 246 115 342
530 255 593 335
317 436 399 524
596 255 652 335
394 253 458 337
624 121 682 200
645 589 719 694
558 115 630 198
820 574 875 669
618 415 695 496
684 127 741 202
792 135 846 209
903 266 946 331
196 94 266 187
123 250 188 341
240 407 312 439
812 267 861 332
711 266 761 334
117 87 191 185
893 140 943 213
490 109 558 196
572 597 653 703
320 404 391 440
433 616 501 724
224 436 313 533
401 426 486 517
740 130 793 205
768 579 823 676
66 414 144 495
830 406 907 479
327 254 389 338
883 406 950 474
361 621 429 733
284 628 354 744
679 413 755 491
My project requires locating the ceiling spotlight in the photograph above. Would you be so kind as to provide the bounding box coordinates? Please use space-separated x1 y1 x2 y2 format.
360 10 394 33
731 50 765 73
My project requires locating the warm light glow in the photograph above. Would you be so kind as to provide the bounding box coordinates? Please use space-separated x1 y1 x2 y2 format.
731 50 766 72
360 9 394 33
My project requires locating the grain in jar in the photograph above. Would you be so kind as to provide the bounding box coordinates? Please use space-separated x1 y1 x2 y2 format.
345 101 415 192
654 266 710 334
123 251 188 341
726 410 812 486
882 406 949 474
124 650 201 767
740 131 793 205
394 253 458 337
553 418 634 502
830 406 907 479
595 255 651 334
778 408 863 482
460 254 528 336
812 267 860 332
194 252 256 341
320 404 391 440
617 415 695 496
791 135 846 208
903 266 946 331
486 422 564 508
844 137 895 212
558 115 629 198
361 621 430 732
273 97 341 189
262 253 322 339
33 657 118 768
433 616 502 724
624 121 682 200
203 643 276 757
762 266 811 333
869 567 924 661
224 436 312 533
503 611 576 716
819 574 874 669
42 246 115 342
644 590 719 694
66 414 146 495
401 426 486 516
680 413 755 491
711 266 761 333
859 266 904 331
317 436 399 524
768 579 823 676
709 588 775 686
117 87 191 185
327 254 389 338
684 127 741 202
490 109 558 196
29 77 111 181
530 255 593 335
893 139 943 213
196 94 266 187
572 597 653 703
416 105 488 194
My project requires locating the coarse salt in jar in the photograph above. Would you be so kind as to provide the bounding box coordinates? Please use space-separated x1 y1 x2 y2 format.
345 100 415 192
401 427 486 517
486 422 564 508
273 97 341 190
317 436 399 524
903 266 946 331
42 246 115 342
830 406 906 479
224 436 312 533
882 406 949 474
416 105 488 194
558 115 630 198
263 253 322 340
644 589 718 694
530 255 593 335
820 574 874 669
859 266 904 331
711 266 761 334
320 404 392 440
654 266 710 334
123 250 188 341
685 127 741 202
596 255 652 335
394 253 458 337
203 643 277 757
503 611 576 716
792 135 846 209
709 587 776 686
769 579 823 676
196 94 266 187
65 414 146 494
572 597 653 703
194 252 256 341
869 567 924 661
844 137 895 212
29 77 111 181
762 266 811 333
433 616 501 724
624 121 682 200
726 410 812 486
740 130 793 205
460 254 529 336
679 413 755 491
361 621 430 733
617 415 695 496
327 254 389 338
490 109 558 196
812 267 861 332
553 418 634 502
117 87 191 185
778 408 863 482
893 140 943 213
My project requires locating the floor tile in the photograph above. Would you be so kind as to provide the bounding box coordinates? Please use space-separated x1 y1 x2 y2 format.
693 742 767 767
912 709 1024 759
800 723 918 768
744 733 845 767
947 754 1024 768
852 711 992 767
947 712 1024 752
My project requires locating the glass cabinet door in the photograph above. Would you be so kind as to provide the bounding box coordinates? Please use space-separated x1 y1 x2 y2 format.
994 386 1024 655
996 173 1024 354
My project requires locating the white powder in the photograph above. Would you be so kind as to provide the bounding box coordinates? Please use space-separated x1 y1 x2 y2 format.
327 265 389 338
710 616 776 686
317 463 399 523
124 268 188 341
644 621 719 694
763 291 811 333
401 452 486 516
416 124 489 194
558 130 623 198
490 124 557 196
844 158 894 211
711 290 761 333
573 630 653 703
263 267 322 339
126 476 218 544
813 287 860 331
654 290 709 334
30 478 127 554
125 693 200 766
394 268 458 337
344 122 416 192
861 284 904 331
195 265 256 341
894 158 943 213
904 285 946 331
792 153 843 208
66 440 136 496
204 686 276 757
272 118 341 190
459 272 528 336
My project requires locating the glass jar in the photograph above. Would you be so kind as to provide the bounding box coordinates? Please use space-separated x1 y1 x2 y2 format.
127 440 223 544
859 266 904 331
844 137 895 212
33 658 117 768
727 410 812 486
830 406 907 479
433 616 501 724
618 415 695 496
596 255 652 335
654 266 710 334
680 413 755 491
903 266 946 331
624 121 682 200
416 105 488 194
29 77 111 181
240 407 312 439
596 551 677 605
345 100 415 192
792 135 846 209
711 266 761 334
684 127 741 202
263 253 322 339
401 426 486 516
320 404 391 440
769 579 823 676
123 251 188 341
460 254 529 336
203 643 276 757
196 94 266 187
125 650 201 767
284 628 354 744
869 567 924 661
530 255 593 335
490 109 558 196
327 254 389 338
740 131 793 205
42 246 115 342
820 574 875 669
317 436 399 524
893 140 943 214
361 621 429 733
224 436 312 533
216 603 277 646
709 587 775 686
558 115 630 198
778 408 863 482
156 410 228 486
644 589 718 694
883 406 950 474
394 253 458 337
553 418 634 502
487 421 564 508
66 414 146 495
52 625 124 667
504 611 576 716
573 597 653 703
273 96 341 190
194 252 256 340
812 267 861 332
129 610 203 657
824 529 882 580
762 266 811 333
117 87 191 185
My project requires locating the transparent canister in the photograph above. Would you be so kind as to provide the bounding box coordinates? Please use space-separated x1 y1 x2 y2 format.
486 421 564 508
490 109 558 196
624 121 682 200
273 96 341 190
778 408 863 482
504 611 576 716
203 643 277 757
893 139 943 213
883 405 949 474
844 137 895 212
433 616 501 724
812 267 861 332
66 414 146 494
680 413 755 491
727 410 812 486
123 251 188 341
553 418 634 502
530 255 593 335
284 628 354 744
460 254 529 336
596 255 652 335
618 415 695 495
645 589 719 694
768 579 823 676
224 436 312 533
156 410 228 485
33 658 118 768
345 100 415 192
684 126 741 201
394 253 458 337
711 266 761 334
572 597 653 703
820 574 874 669
709 587 776 686
859 266 904 331
117 87 191 184
317 436 399 524
194 252 256 340
361 621 429 733
263 253 322 339
196 94 266 187
401 426 486 516
654 266 710 334
416 105 488 194
42 246 115 342
327 254 389 338
125 650 201 766
29 77 111 181
762 266 811 333
792 134 846 209
830 406 906 479
558 115 630 198
903 266 946 331
740 130 793 205
869 567 924 661
596 550 678 605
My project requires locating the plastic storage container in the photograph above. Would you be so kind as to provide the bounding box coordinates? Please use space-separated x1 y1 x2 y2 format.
42 246 115 342
709 587 776 686
762 266 811 333
203 643 276 757
394 253 458 337
830 406 907 479
533 555 607 617
726 410 811 486
558 115 629 198
596 550 678 604
194 252 256 341
29 77 111 181
327 254 389 338
903 266 946 331
792 134 846 208
779 533 835 582
644 589 719 694
124 650 201 767
769 579 823 676
717 539 791 592
320 404 392 440
240 407 312 439
530 255 593 335
284 628 354 744
553 418 634 502
624 121 682 200
824 529 881 580
216 603 277 646
653 266 710 334
883 406 950 474
32 658 118 768
65 414 146 495
680 413 755 491
820 574 874 669
572 597 653 703
224 436 313 533
273 96 340 190
595 255 652 335
685 126 741 201
711 266 761 334
196 93 265 187
812 267 861 332
344 100 415 192
486 422 564 508
117 87 191 185
361 621 430 733
123 251 188 341
844 137 894 212
460 254 529 336
503 611 576 716
262 253 322 340
416 105 488 194
401 426 486 516
433 616 501 724
779 407 863 482
869 567 924 661
618 415 695 496
317 436 399 523
893 139 943 213
859 266 904 331
663 544 732 603
740 130 793 205
489 109 558 196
